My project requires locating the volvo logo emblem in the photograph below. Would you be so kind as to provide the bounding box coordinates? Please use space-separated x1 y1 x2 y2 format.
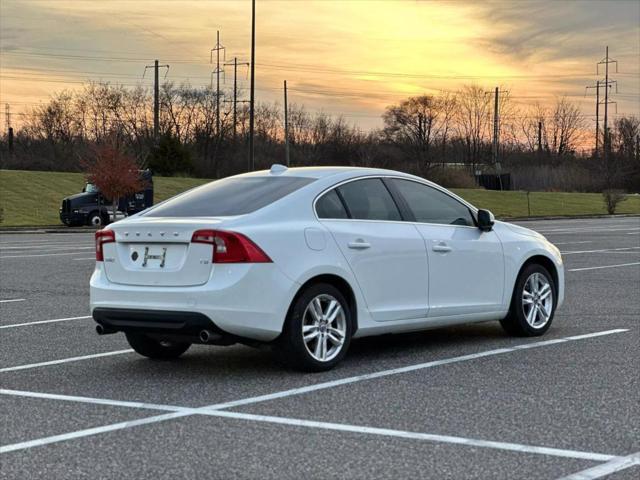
131 251 139 262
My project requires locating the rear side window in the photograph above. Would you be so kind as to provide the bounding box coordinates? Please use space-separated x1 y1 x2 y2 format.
316 189 348 219
390 179 474 226
145 176 314 217
337 178 401 221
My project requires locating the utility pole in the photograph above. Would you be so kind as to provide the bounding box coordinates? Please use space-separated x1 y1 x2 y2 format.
487 86 506 190
537 120 542 155
284 80 290 166
5 103 13 153
143 60 169 140
597 46 618 164
224 57 249 140
248 0 256 171
585 80 601 156
210 31 226 137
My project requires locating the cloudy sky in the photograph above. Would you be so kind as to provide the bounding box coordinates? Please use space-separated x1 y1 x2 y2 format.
1 0 638 132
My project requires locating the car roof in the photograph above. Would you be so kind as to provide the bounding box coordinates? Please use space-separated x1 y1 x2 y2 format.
241 165 417 180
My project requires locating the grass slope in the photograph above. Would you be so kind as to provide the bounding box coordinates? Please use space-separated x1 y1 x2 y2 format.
0 169 638 227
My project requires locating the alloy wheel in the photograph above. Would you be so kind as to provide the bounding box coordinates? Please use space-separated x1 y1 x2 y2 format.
302 294 347 362
522 272 554 329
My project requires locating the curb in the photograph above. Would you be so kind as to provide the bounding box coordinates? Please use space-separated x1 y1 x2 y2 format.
502 213 640 222
0 227 97 234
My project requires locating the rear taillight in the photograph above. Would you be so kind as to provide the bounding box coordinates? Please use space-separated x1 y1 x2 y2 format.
95 229 115 261
191 229 272 263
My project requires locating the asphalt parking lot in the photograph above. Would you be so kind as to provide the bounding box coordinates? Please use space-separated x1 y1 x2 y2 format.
1 216 638 479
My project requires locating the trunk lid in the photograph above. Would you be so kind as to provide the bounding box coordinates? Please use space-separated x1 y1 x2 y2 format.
102 218 227 287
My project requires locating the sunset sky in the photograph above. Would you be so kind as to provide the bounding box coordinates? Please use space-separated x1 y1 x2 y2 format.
1 0 638 138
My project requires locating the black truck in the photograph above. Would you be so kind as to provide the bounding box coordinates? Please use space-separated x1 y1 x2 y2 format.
59 170 153 227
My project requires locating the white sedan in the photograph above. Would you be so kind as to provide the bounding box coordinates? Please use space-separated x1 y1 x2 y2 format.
91 165 564 371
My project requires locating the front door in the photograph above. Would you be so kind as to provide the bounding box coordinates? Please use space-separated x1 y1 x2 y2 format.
388 178 505 318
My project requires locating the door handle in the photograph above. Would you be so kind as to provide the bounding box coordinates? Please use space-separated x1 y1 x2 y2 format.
348 240 371 250
432 243 452 253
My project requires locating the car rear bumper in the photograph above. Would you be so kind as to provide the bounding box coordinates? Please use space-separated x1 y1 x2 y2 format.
89 263 299 342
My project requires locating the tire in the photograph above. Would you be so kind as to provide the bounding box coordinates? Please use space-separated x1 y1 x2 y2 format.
87 211 105 227
500 263 557 336
276 283 353 372
125 332 191 360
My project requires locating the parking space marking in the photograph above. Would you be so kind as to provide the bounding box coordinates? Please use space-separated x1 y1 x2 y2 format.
536 227 640 234
0 252 92 259
206 329 628 411
0 299 25 304
569 262 640 272
0 349 133 373
0 389 619 462
0 412 192 454
561 247 640 255
0 329 627 455
556 451 640 480
0 315 91 330
553 241 593 246
202 410 619 462
0 244 93 251
0 389 192 413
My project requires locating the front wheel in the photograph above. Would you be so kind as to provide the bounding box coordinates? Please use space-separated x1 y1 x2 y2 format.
500 264 556 336
276 283 353 372
125 333 191 360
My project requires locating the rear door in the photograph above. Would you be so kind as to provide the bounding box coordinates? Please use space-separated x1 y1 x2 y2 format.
318 178 429 322
388 178 505 318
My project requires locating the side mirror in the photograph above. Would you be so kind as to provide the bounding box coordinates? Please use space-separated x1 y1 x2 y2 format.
477 209 495 232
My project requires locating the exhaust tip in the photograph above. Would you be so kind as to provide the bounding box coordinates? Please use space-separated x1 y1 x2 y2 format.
199 330 211 343
96 324 115 335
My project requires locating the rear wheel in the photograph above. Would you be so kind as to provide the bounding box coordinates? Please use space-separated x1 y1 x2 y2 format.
276 283 352 372
500 263 556 336
125 332 191 360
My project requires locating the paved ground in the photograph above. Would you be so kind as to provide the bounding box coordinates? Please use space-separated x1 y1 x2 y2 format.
0 217 638 479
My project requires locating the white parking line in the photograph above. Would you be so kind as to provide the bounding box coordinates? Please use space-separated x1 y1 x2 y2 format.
0 389 619 462
556 451 640 480
569 262 640 272
204 410 619 463
561 247 640 255
0 315 91 330
0 329 628 454
0 252 92 259
73 257 96 261
0 412 192 454
537 227 640 234
0 244 93 251
552 241 593 246
0 349 133 373
0 299 25 304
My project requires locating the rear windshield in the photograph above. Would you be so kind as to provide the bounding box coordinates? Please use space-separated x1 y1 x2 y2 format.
144 176 314 217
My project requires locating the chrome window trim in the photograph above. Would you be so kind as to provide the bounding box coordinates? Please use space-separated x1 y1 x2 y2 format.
313 174 480 230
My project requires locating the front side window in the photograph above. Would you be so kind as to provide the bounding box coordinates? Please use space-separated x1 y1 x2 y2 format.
336 178 401 221
390 179 474 226
145 176 314 217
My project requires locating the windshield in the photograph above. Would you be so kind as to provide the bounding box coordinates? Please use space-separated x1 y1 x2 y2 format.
144 176 315 217
85 183 99 193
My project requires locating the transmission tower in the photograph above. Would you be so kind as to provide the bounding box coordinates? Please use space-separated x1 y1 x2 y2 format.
597 46 618 163
210 31 226 136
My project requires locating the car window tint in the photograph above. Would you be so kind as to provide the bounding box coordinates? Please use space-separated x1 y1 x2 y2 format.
337 178 401 221
391 179 474 226
316 189 349 219
145 176 314 217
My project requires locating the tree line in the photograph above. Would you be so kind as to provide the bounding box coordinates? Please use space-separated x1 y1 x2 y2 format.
1 81 638 192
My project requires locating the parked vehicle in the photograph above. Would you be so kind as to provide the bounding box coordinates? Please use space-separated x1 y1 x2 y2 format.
60 170 153 227
90 165 564 371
